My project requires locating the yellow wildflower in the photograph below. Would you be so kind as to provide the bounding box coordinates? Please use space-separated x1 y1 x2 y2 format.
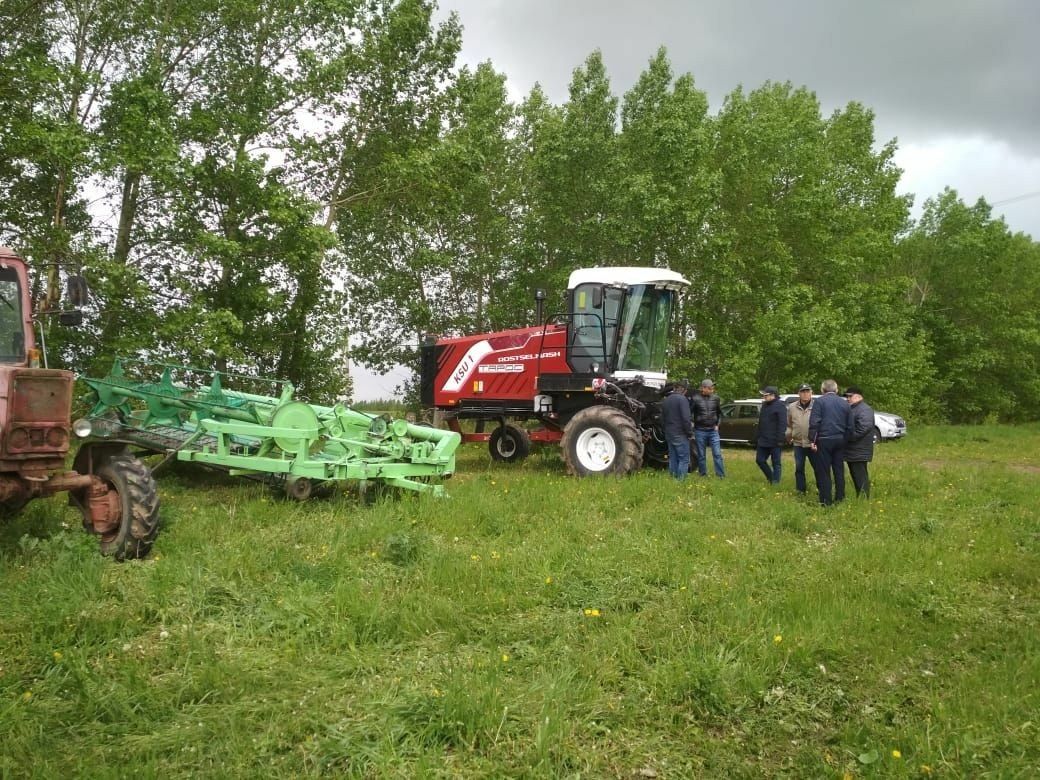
544 576 553 585
490 551 501 560
501 653 509 663
773 634 783 644
21 690 32 702
583 608 601 617
53 651 63 662
892 749 902 759
470 554 480 561
920 766 932 775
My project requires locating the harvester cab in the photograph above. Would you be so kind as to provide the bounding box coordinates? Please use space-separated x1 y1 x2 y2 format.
563 267 686 386
422 266 689 476
0 246 160 559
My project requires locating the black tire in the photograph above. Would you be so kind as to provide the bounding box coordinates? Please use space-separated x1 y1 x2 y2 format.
643 425 669 470
489 424 531 462
872 426 882 445
561 406 644 477
95 454 161 560
644 424 700 472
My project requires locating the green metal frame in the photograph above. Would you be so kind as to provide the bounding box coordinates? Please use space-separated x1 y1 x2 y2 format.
82 358 459 497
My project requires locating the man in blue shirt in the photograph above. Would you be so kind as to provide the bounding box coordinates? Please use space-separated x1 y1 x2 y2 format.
661 378 693 480
808 379 854 506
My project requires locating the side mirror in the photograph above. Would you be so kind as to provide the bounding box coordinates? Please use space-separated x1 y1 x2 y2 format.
591 285 604 309
66 274 89 307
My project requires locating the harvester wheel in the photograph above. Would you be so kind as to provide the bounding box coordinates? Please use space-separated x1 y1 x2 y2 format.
489 424 531 462
93 454 161 560
561 406 644 477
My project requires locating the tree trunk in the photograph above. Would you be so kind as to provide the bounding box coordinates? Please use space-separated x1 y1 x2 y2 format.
113 170 142 264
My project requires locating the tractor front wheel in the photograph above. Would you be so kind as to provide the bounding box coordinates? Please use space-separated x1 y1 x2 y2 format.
489 424 531 462
561 406 643 477
92 454 161 560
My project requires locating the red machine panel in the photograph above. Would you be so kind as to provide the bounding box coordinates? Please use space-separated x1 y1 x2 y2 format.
429 324 570 408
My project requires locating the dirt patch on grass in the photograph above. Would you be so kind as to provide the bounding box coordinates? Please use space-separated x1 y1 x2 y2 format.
1010 463 1040 474
920 458 1040 474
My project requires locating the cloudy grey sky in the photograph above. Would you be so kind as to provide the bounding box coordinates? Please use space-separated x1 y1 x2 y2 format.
352 0 1040 399
435 0 1039 232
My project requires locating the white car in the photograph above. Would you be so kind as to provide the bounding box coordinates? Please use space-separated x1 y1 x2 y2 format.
873 410 907 442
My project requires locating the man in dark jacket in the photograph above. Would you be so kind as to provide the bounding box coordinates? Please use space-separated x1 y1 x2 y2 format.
661 378 693 481
809 379 853 505
844 385 876 498
755 386 787 484
689 378 725 478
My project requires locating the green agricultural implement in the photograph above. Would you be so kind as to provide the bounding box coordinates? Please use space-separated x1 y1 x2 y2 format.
79 359 460 498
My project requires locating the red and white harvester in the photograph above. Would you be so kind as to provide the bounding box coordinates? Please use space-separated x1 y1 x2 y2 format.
420 267 689 475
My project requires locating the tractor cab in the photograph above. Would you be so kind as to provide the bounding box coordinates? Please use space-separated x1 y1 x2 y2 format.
565 267 689 388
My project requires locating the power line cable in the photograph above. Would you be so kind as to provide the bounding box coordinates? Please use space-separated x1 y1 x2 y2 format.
991 190 1040 206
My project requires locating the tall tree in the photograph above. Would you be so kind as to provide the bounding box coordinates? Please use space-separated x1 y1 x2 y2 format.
900 190 1040 421
703 82 926 409
315 0 463 377
617 48 716 373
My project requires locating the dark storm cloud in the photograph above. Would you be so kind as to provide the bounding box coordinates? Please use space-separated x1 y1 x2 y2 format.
439 0 1040 152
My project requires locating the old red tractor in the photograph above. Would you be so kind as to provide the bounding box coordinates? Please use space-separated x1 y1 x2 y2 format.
0 246 159 559
421 267 690 476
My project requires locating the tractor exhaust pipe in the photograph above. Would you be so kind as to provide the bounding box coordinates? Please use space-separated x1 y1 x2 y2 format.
534 288 546 326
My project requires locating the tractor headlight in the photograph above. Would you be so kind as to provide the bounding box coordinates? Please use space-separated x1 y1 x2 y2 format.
72 418 93 438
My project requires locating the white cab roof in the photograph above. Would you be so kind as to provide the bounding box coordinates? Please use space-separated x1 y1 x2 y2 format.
567 266 689 290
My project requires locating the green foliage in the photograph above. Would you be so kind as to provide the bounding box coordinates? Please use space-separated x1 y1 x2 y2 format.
899 189 1040 421
1 11 1037 418
2 428 1039 775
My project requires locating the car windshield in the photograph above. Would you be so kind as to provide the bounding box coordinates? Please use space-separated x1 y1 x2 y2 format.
0 265 25 363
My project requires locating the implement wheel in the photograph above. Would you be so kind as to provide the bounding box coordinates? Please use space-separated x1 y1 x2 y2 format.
489 424 531 463
93 454 161 560
286 477 313 501
561 406 644 477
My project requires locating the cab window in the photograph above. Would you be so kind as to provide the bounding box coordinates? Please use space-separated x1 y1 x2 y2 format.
0 266 25 362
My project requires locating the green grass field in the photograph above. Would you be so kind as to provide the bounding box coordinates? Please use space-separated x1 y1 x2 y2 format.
2 426 1038 778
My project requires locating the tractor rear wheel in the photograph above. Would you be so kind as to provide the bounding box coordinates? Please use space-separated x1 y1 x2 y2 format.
562 406 643 476
94 454 161 560
489 424 531 462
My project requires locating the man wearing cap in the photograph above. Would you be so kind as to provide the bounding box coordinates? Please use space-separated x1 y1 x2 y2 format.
787 383 817 495
689 379 725 478
661 378 693 481
755 386 787 484
844 385 876 498
808 379 854 506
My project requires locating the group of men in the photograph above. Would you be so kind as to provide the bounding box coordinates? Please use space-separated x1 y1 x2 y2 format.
660 378 877 506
